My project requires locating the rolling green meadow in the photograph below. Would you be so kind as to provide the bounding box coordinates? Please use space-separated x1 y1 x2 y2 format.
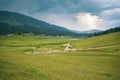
0 32 120 80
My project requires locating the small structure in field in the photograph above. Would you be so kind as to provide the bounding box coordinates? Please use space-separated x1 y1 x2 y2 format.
64 42 71 52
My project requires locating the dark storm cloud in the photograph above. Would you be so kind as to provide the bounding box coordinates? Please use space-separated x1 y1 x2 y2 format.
0 0 17 10
0 0 103 13
33 0 102 14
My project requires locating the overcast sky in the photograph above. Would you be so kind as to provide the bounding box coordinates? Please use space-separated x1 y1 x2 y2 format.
0 0 120 31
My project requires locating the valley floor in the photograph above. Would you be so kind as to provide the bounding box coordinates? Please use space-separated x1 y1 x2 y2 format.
0 33 120 80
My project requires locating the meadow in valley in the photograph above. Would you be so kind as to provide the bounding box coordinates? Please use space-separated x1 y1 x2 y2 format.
0 32 120 80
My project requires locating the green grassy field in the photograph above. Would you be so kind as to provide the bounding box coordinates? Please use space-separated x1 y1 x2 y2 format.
0 32 120 80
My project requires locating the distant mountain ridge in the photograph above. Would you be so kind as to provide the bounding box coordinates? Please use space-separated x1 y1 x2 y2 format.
0 11 87 37
72 29 102 34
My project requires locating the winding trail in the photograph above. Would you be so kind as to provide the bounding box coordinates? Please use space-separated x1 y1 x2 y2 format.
27 45 120 54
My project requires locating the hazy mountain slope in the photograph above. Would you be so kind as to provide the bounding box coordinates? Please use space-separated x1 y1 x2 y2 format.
72 29 102 33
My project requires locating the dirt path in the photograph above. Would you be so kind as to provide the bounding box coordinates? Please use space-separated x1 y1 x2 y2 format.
26 50 64 54
27 45 120 54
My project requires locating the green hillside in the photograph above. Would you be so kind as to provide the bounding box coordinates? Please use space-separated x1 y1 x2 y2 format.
0 32 120 80
73 32 120 48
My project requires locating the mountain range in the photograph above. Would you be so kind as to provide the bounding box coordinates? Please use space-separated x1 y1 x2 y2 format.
0 11 119 37
0 11 87 37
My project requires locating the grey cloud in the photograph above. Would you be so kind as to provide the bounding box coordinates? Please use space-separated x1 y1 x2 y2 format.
0 0 110 14
0 0 120 30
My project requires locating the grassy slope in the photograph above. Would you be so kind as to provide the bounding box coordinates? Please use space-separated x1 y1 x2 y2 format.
72 32 120 48
0 32 120 80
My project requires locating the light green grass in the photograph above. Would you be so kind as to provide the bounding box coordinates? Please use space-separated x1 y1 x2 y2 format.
0 32 120 80
72 32 120 48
